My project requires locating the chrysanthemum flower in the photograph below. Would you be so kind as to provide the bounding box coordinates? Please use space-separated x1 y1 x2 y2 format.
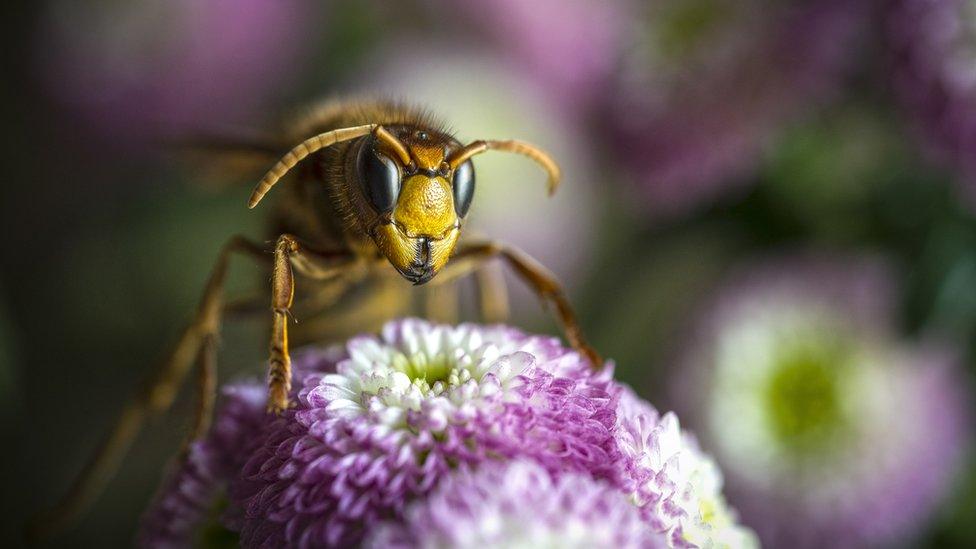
365 460 664 549
227 321 627 547
139 319 755 548
889 0 976 203
676 257 971 547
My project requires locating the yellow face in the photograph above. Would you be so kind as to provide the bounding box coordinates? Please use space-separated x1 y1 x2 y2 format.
372 173 460 284
358 129 474 285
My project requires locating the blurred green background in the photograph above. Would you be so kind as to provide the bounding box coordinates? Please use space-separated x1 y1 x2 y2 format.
1 1 974 547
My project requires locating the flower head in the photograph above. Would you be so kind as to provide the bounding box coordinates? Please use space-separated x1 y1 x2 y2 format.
676 257 971 547
140 319 754 548
228 320 625 547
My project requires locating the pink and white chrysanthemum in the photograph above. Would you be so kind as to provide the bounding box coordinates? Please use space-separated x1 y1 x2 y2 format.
140 319 755 548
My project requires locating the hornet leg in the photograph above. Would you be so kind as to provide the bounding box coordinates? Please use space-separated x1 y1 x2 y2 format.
267 234 355 413
444 240 601 367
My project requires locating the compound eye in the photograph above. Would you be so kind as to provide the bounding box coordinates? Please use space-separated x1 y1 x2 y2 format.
452 160 475 217
358 142 400 213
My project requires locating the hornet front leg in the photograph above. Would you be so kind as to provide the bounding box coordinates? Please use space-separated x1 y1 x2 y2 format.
441 240 602 367
267 234 356 413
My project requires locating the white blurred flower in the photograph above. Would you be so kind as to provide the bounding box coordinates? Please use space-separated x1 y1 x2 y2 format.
678 257 971 547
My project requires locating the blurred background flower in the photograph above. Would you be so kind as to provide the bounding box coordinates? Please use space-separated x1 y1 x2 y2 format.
889 0 976 206
672 257 971 547
3 1 976 547
605 0 866 217
453 0 867 216
36 0 319 141
451 0 625 112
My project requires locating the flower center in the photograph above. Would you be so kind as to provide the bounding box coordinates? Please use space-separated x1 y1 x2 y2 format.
764 341 846 453
392 351 455 387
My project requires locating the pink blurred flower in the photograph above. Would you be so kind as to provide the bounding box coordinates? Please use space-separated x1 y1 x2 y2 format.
453 0 626 110
889 0 976 205
607 0 865 217
449 0 866 216
36 0 317 139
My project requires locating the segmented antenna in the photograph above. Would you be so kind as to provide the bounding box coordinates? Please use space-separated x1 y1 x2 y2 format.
447 139 562 195
248 124 376 208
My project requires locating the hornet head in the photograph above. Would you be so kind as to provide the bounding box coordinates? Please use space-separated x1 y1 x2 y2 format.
247 120 560 286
